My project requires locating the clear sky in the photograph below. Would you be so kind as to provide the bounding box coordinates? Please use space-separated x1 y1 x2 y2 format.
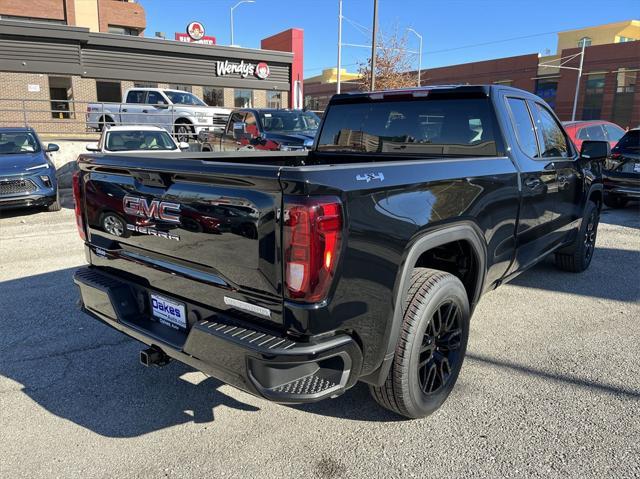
139 0 639 78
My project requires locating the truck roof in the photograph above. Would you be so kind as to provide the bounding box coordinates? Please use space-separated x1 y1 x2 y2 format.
330 84 536 102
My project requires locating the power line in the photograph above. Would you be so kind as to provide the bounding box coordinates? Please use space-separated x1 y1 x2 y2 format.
304 28 561 72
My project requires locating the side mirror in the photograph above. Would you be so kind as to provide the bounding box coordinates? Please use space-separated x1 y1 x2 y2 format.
156 103 169 109
86 142 100 152
178 141 190 150
46 143 59 152
580 140 610 160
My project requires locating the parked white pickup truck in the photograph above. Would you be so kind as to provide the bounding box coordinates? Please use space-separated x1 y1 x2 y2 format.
86 88 230 142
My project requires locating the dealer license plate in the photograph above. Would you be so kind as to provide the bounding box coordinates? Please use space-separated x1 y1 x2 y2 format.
633 163 640 173
150 293 187 330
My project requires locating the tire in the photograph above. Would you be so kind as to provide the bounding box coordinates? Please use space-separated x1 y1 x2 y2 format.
47 194 61 212
369 268 470 419
175 122 194 143
100 212 129 238
555 201 599 273
603 194 628 209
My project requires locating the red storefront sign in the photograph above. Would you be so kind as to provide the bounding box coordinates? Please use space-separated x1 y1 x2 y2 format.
175 33 216 45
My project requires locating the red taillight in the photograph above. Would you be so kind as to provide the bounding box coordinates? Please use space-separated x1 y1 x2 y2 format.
284 196 343 303
72 170 86 241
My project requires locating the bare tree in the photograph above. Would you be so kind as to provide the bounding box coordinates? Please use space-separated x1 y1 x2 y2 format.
358 28 415 91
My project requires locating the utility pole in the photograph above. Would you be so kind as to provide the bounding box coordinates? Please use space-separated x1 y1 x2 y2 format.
337 0 343 93
571 40 586 121
370 0 378 91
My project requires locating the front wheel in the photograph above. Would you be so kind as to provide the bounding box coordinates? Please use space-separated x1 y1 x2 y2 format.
555 201 599 272
369 268 470 419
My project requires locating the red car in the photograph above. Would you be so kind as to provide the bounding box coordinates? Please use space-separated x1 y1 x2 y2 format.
562 120 626 151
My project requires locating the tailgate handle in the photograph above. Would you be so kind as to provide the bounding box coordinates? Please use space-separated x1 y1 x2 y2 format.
131 171 173 188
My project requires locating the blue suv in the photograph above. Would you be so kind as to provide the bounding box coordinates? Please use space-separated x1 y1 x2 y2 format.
0 127 60 211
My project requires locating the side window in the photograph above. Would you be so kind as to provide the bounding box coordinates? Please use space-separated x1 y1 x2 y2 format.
146 91 166 105
125 90 145 104
532 103 569 158
506 97 539 157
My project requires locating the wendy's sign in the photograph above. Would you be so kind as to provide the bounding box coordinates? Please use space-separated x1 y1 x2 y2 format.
215 60 270 80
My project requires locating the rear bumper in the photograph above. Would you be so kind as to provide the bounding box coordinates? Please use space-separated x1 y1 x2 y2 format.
73 266 362 403
604 176 640 199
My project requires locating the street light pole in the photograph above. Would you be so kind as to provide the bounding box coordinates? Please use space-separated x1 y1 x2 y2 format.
230 0 255 46
571 39 586 121
370 0 378 91
337 0 343 94
407 28 422 87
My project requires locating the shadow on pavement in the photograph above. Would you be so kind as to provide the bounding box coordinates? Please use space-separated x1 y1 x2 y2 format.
508 246 640 302
599 205 639 229
0 267 259 438
466 353 640 399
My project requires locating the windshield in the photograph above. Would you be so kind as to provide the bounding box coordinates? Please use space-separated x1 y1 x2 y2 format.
164 91 206 106
259 111 320 133
317 98 500 156
105 130 177 152
0 132 41 155
613 130 640 151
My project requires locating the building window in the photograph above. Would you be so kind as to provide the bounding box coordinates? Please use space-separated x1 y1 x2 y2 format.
49 76 74 119
493 80 513 86
581 73 605 120
578 37 592 48
267 91 282 108
0 15 65 25
535 77 559 110
617 36 637 43
133 82 158 88
612 69 637 128
234 89 253 108
169 84 192 92
203 87 224 106
96 81 121 103
108 25 140 36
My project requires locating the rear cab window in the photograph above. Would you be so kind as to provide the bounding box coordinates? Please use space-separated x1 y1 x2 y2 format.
317 94 503 157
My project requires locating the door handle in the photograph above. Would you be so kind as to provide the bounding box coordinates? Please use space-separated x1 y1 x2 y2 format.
122 108 128 112
524 177 542 189
142 109 148 113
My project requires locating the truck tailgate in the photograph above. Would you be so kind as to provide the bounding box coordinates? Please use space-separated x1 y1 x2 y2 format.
79 155 284 326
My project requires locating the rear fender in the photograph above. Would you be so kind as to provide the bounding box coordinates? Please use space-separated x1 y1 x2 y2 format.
360 221 487 386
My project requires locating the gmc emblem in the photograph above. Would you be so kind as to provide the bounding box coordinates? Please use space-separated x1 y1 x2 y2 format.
123 195 181 223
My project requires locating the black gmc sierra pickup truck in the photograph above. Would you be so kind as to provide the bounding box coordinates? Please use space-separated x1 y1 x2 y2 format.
73 85 609 419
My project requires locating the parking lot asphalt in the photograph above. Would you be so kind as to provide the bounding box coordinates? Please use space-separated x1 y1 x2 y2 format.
0 205 638 479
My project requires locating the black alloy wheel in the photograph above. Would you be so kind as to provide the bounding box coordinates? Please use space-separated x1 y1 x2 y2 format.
418 300 463 395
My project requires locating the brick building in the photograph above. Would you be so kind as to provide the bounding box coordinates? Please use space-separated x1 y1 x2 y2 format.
0 0 145 35
0 19 303 134
305 20 640 127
